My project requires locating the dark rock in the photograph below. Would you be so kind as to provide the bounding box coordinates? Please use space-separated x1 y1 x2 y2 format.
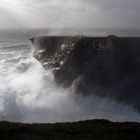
1 119 140 140
31 35 140 112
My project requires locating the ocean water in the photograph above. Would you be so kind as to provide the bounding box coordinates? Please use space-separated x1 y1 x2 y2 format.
0 28 140 123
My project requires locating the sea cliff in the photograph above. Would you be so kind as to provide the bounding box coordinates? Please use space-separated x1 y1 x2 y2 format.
31 35 140 112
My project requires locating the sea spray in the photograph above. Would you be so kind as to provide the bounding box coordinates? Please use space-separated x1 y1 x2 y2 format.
0 48 139 123
0 30 140 123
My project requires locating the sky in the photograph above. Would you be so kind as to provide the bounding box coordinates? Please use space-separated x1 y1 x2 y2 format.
0 0 140 28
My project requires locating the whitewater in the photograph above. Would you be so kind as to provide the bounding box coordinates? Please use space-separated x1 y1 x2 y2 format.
0 29 140 123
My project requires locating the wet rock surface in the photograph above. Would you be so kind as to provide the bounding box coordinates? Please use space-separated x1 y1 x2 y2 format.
31 35 140 112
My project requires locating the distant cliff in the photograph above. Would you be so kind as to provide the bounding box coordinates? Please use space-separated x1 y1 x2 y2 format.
31 35 140 112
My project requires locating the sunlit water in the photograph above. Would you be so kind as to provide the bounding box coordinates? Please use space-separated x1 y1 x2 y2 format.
0 29 140 123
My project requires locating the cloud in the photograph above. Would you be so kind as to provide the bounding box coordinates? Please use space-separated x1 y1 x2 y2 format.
0 0 140 28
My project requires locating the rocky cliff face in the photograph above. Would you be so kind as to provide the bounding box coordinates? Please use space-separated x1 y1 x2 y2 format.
31 35 140 112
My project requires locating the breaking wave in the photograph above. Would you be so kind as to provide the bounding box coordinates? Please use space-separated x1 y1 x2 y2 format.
0 42 140 123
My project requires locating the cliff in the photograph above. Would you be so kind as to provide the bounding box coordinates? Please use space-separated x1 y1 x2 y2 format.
30 35 140 112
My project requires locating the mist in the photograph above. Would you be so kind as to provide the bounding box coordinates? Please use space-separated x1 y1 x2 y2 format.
0 51 140 123
0 0 140 28
0 0 140 123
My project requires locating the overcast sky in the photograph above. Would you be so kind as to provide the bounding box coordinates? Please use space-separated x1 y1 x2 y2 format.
0 0 140 28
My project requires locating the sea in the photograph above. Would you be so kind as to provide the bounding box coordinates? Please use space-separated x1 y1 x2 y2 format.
0 28 140 123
